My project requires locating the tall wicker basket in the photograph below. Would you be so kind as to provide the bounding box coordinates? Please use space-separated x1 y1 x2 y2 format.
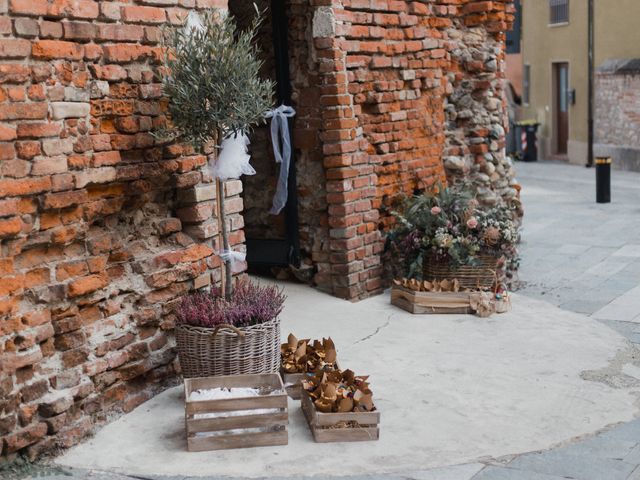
175 317 281 378
423 253 501 290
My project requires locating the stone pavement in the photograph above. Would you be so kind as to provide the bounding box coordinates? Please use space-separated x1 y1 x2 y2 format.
31 161 640 480
515 161 640 342
468 160 640 479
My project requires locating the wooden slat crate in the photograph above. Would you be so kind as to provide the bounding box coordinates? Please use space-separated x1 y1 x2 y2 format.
391 285 473 314
301 389 380 443
281 362 340 400
184 373 288 452
280 370 307 400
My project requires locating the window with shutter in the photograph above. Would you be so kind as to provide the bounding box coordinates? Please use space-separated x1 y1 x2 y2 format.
550 0 569 25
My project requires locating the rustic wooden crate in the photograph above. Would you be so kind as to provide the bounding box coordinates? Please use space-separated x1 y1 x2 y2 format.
184 373 288 452
391 285 473 314
280 370 307 400
281 362 340 400
301 389 380 443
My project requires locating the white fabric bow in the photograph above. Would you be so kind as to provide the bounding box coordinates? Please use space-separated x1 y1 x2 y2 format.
218 250 246 273
265 105 296 215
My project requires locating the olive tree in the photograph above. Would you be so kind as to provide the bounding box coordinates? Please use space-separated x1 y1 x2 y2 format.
161 8 273 298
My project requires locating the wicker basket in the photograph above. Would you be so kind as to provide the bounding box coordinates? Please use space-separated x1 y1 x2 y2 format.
423 254 500 290
176 317 281 378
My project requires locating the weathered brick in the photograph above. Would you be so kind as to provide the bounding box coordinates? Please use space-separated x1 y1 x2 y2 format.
32 40 84 60
62 21 95 41
96 24 144 42
38 394 73 417
16 123 60 138
67 273 107 297
0 39 30 57
47 0 99 19
15 140 40 160
14 18 39 37
9 0 48 16
0 102 47 120
50 102 90 119
43 190 88 209
121 5 166 24
0 216 22 238
4 422 47 453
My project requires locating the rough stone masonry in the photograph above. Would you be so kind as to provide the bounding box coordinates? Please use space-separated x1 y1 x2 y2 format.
0 0 515 460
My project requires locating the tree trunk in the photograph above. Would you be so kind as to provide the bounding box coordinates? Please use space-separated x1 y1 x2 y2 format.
217 177 233 300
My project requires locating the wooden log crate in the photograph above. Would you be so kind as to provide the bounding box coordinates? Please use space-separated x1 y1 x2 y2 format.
301 389 380 443
391 285 474 314
184 373 288 452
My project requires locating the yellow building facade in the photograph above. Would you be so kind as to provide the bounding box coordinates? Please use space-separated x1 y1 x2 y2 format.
521 0 640 164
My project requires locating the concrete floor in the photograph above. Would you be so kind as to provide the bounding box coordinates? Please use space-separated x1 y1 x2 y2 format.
57 286 640 478
50 161 640 480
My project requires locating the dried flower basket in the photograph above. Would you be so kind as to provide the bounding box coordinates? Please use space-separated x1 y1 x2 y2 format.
184 373 288 451
176 317 281 378
423 253 500 290
301 389 380 443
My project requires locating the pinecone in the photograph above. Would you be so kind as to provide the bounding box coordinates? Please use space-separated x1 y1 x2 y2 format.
482 226 501 246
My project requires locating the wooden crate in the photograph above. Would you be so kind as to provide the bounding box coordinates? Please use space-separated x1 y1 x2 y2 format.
391 285 473 314
301 390 380 443
281 362 340 400
280 370 307 400
184 373 288 452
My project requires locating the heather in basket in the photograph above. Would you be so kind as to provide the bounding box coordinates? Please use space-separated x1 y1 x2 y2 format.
176 280 285 329
387 183 520 282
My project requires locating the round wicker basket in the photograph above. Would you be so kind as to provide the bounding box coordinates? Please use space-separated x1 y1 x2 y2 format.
423 253 501 291
175 316 281 378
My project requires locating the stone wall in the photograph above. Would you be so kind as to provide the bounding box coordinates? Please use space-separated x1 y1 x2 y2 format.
0 0 239 459
595 59 640 172
442 1 519 208
310 0 515 299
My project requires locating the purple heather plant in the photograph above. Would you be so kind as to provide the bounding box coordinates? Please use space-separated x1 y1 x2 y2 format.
176 280 286 329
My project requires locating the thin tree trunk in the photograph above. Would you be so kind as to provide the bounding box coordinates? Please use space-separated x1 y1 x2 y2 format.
216 177 233 300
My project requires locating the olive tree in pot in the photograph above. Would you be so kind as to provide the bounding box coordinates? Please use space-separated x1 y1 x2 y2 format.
161 9 284 377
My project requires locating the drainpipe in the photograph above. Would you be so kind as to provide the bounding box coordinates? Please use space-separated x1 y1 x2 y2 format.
587 0 594 167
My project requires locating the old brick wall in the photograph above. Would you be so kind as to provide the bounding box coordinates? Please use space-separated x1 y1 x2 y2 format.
0 0 516 458
0 0 241 459
595 59 640 172
310 0 515 299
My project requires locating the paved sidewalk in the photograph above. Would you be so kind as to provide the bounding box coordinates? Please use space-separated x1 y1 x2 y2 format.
470 161 640 480
515 161 640 344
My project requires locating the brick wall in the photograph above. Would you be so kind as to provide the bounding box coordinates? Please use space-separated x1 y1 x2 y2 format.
0 0 516 459
310 0 515 299
0 0 236 459
595 59 640 172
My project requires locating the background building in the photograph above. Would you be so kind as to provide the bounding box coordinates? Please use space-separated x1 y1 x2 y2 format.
521 0 640 165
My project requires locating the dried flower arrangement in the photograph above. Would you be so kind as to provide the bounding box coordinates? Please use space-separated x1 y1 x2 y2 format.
387 183 520 280
302 369 375 414
280 334 337 374
176 280 285 329
393 278 464 293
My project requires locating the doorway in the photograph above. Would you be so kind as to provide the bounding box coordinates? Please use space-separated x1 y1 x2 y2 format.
228 1 301 271
553 62 569 155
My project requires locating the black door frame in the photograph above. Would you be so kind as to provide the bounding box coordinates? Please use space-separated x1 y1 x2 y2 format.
246 0 301 268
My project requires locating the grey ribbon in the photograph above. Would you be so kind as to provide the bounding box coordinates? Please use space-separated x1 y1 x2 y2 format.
265 105 296 215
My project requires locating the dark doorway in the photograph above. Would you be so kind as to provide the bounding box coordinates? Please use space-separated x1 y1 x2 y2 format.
228 1 301 271
553 62 569 155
